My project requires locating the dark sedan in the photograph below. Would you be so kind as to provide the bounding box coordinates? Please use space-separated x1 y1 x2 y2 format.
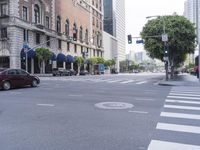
0 68 40 90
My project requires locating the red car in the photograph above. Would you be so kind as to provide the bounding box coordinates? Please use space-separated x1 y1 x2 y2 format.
0 68 40 90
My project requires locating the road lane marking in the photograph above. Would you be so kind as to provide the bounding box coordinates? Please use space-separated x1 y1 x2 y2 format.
107 80 123 83
148 140 200 150
156 122 200 134
166 99 200 105
161 112 200 120
37 104 55 107
170 93 200 97
134 98 155 101
164 104 200 110
120 80 135 84
170 91 200 94
136 81 148 84
167 95 200 100
128 110 148 114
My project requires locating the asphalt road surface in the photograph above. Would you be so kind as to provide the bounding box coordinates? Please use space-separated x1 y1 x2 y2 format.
0 73 200 150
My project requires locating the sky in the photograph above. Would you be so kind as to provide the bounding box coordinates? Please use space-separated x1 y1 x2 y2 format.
125 0 186 54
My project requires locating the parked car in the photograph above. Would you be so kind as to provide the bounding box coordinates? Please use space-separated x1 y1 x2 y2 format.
68 69 77 76
0 68 40 90
52 68 70 76
79 70 89 76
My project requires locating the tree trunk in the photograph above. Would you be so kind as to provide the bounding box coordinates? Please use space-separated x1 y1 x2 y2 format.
78 66 80 75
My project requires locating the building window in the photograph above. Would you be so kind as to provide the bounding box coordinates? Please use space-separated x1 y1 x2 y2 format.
46 36 50 47
92 17 95 25
73 23 78 41
23 29 29 42
74 44 77 53
65 19 70 37
67 42 70 51
0 28 7 38
92 0 94 5
57 16 61 33
34 4 40 23
100 22 102 30
36 33 40 44
85 29 88 44
58 40 62 49
79 26 83 42
22 6 28 21
46 16 50 29
96 19 99 28
0 3 8 16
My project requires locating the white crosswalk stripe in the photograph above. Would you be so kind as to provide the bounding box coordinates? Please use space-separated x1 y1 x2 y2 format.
148 86 200 150
148 140 200 150
41 77 151 85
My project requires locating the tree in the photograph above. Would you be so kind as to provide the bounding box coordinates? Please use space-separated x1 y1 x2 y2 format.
141 15 196 76
35 48 52 74
75 56 84 75
96 57 105 64
88 57 98 74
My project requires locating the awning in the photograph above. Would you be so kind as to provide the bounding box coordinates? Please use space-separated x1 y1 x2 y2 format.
20 48 36 58
66 55 75 63
57 53 66 62
51 52 57 61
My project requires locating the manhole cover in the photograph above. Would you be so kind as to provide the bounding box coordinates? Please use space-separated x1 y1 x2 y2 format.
95 102 134 110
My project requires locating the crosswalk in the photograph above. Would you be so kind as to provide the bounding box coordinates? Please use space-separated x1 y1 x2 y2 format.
148 86 200 150
41 77 153 85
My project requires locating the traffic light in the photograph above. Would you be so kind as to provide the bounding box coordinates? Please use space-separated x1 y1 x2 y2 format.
127 34 132 44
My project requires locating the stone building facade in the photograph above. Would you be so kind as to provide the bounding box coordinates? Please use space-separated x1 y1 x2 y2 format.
0 0 103 73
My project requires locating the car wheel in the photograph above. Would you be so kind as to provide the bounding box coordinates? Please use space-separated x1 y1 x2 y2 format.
31 79 38 87
3 81 11 90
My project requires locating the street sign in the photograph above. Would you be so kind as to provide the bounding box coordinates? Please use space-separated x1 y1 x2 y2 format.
162 34 168 42
136 39 144 44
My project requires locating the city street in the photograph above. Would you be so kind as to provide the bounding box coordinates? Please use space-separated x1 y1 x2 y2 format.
0 73 183 149
0 73 200 150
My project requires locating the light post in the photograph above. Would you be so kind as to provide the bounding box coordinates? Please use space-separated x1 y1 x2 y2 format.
146 15 169 80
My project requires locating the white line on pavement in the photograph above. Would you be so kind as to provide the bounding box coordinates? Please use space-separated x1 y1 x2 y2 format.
148 140 200 150
160 112 200 120
37 104 55 107
156 122 200 134
136 81 148 84
164 105 200 110
134 98 155 101
120 80 135 84
167 95 200 100
128 110 149 114
166 99 200 105
107 80 123 83
170 93 200 97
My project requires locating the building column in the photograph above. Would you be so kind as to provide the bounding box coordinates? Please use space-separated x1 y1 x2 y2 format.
71 62 74 70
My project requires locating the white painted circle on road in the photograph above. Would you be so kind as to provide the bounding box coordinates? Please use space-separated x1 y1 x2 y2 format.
95 102 134 110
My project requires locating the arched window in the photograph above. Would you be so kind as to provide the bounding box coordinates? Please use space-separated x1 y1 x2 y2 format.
85 29 88 44
57 16 61 33
65 19 70 37
79 26 83 42
34 4 40 23
73 23 78 41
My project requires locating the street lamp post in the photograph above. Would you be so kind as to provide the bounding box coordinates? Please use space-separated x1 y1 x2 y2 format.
146 15 169 80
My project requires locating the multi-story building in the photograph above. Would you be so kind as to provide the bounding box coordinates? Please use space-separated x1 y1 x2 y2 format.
0 0 103 73
103 0 125 72
184 0 200 64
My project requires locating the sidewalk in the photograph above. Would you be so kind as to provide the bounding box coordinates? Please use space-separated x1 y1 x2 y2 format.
159 73 200 86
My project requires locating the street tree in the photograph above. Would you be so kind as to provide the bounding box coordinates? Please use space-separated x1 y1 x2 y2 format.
35 48 52 74
75 56 84 75
141 15 196 76
88 57 98 74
